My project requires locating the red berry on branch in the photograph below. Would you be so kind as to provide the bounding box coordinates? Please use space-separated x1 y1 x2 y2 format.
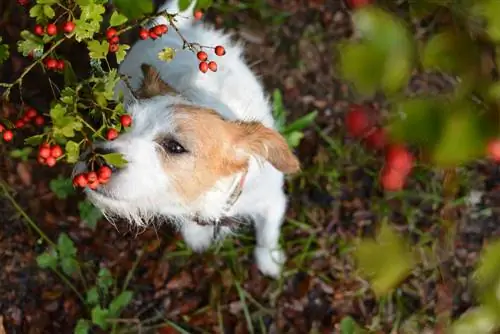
34 24 44 36
487 139 500 162
109 43 119 53
56 60 65 71
139 28 149 40
109 35 119 44
45 58 58 70
2 130 13 142
347 0 373 9
385 144 414 175
46 23 57 36
380 167 406 191
106 129 118 140
87 172 97 183
50 145 63 158
208 61 217 72
148 30 159 40
120 114 132 127
45 156 56 167
98 165 112 180
88 180 99 190
364 128 386 150
34 116 45 126
106 28 117 40
39 145 51 158
63 21 75 33
196 51 208 61
158 24 168 34
14 120 25 128
73 173 88 187
214 45 225 56
17 0 30 6
194 10 203 20
199 62 208 73
345 104 373 138
26 108 37 119
153 25 164 36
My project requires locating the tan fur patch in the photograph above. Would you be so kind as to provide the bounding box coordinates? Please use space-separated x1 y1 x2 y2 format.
136 63 177 99
159 105 300 203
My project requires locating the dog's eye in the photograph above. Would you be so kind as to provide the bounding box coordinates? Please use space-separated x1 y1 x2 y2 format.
162 139 187 154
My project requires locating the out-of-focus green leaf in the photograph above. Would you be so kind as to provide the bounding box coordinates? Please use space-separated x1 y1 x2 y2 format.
474 240 500 312
451 305 499 334
113 0 153 19
354 221 416 297
472 0 500 43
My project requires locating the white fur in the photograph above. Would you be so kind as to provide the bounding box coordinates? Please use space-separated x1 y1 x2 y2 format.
73 0 290 278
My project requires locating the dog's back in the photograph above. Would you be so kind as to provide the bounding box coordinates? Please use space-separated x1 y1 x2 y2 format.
117 0 274 127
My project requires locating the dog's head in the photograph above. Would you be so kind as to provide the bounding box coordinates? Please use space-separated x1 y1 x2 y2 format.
74 64 300 225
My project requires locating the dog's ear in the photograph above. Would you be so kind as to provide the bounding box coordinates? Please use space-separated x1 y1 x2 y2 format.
136 63 177 98
233 122 300 174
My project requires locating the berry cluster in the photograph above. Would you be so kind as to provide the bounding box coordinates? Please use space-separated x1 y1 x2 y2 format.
0 125 14 142
14 107 45 129
105 28 121 53
196 45 225 73
345 104 415 191
34 21 75 37
73 165 112 190
105 114 132 141
139 24 168 41
37 143 63 167
44 57 65 71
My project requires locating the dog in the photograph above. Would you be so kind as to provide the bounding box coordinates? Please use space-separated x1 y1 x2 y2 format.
73 0 300 278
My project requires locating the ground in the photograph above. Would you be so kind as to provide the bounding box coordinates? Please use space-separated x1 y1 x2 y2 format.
1 0 500 333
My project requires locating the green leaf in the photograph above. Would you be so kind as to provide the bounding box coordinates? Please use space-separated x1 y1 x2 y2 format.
109 11 128 27
451 305 499 334
61 257 79 276
24 134 44 146
474 240 500 312
74 4 105 42
78 200 103 230
43 5 55 19
340 316 365 334
9 147 32 161
285 132 303 148
65 141 80 164
102 153 128 168
97 268 113 292
57 233 77 258
74 319 90 334
179 0 194 11
50 104 83 138
388 97 445 149
472 0 500 43
116 44 130 64
158 47 176 62
283 110 318 134
87 40 109 59
37 0 58 4
86 287 100 306
91 306 110 330
49 176 76 199
196 0 213 10
113 0 153 19
63 61 78 86
109 291 133 316
17 30 43 57
0 37 9 65
36 251 58 269
354 221 415 297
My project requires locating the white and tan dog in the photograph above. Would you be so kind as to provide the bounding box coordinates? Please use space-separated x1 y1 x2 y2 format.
74 0 300 277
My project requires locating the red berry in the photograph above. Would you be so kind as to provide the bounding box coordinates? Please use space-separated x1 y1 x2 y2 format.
487 139 500 162
56 60 65 71
87 172 97 183
2 130 13 142
45 156 56 167
98 165 112 180
39 145 51 158
26 108 37 119
385 144 414 175
37 156 46 165
199 62 208 73
88 180 100 190
197 51 208 61
139 28 149 40
34 24 44 36
148 30 159 40
109 35 119 44
347 0 373 9
364 128 386 150
214 45 225 56
345 104 373 138
50 145 63 158
208 61 217 72
120 114 132 127
380 167 406 191
158 24 168 34
194 10 203 20
109 43 119 53
106 28 117 40
22 115 31 123
73 173 88 187
45 58 57 70
15 120 25 128
46 23 57 36
17 0 29 6
153 25 164 36
63 21 75 34
34 116 45 126
106 129 118 140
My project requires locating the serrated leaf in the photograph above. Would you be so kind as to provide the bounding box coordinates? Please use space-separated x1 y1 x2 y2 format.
109 11 128 27
354 222 415 297
91 306 110 330
57 233 77 258
74 4 105 42
43 5 55 19
17 30 43 56
86 287 100 305
158 47 176 62
78 200 103 230
65 141 80 164
24 134 44 146
113 0 153 19
0 37 10 65
49 176 76 199
102 153 127 168
87 40 109 59
61 257 79 276
116 44 130 64
74 319 90 334
109 291 133 316
36 251 58 269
